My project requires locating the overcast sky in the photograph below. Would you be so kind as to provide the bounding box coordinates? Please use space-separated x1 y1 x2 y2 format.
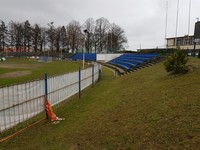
0 0 199 50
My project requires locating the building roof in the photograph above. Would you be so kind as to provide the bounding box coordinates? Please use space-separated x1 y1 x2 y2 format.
166 35 194 40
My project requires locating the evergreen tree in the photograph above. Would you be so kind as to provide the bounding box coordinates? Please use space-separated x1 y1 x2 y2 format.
164 48 189 74
0 20 7 52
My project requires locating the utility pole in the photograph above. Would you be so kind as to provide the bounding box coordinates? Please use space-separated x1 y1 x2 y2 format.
83 29 88 69
164 1 168 48
187 0 191 48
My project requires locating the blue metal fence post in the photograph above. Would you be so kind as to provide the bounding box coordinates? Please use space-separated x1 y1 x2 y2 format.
44 73 48 118
92 64 94 87
78 67 81 98
45 73 48 97
115 67 117 77
193 41 196 57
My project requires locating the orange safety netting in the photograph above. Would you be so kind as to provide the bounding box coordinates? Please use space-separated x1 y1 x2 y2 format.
45 99 58 121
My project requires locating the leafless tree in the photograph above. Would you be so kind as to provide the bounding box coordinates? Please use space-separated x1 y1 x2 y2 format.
40 27 47 52
46 22 55 52
60 26 68 52
83 18 95 53
32 23 42 52
1 17 128 54
8 21 24 52
109 23 128 51
95 17 110 52
66 20 82 53
23 20 32 52
54 26 61 52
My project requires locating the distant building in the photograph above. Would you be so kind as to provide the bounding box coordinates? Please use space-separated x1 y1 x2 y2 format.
2 47 29 52
166 21 200 52
166 35 200 50
136 48 160 53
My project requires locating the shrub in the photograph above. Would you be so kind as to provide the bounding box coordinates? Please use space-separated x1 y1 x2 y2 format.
164 49 188 74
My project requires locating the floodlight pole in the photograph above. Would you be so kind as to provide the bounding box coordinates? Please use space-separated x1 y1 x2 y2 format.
175 0 179 49
187 0 191 48
83 43 85 69
83 29 88 69
110 28 113 52
164 1 168 48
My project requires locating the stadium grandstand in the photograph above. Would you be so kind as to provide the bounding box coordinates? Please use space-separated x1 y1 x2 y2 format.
70 53 160 75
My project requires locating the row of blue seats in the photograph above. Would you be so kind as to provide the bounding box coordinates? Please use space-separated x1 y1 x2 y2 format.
71 53 96 61
122 53 158 57
109 60 136 71
108 53 158 71
109 61 131 70
121 54 157 59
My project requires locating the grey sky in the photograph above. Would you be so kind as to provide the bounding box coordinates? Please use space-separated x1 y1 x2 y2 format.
0 0 199 50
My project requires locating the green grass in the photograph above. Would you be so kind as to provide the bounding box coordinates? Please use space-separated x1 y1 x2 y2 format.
0 58 82 86
1 57 200 149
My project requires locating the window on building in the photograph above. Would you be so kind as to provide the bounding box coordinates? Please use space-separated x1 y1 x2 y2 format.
177 38 183 46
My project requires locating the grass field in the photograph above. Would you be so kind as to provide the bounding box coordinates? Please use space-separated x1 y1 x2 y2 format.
0 58 82 86
1 57 200 149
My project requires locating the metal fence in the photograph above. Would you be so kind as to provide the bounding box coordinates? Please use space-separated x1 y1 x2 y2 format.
0 64 101 132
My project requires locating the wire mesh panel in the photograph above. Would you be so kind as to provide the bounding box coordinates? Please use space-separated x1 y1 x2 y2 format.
48 71 79 106
81 68 92 90
94 64 100 82
0 80 45 132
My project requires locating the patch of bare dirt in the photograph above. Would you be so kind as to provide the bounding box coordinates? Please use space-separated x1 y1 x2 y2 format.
0 71 32 78
187 63 199 72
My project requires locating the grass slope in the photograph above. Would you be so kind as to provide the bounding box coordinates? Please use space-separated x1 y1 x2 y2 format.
1 58 200 149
